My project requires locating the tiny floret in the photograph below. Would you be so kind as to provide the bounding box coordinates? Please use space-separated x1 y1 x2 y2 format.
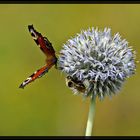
58 27 136 99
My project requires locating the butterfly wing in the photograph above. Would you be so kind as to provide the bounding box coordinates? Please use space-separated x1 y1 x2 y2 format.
19 25 57 89
19 59 56 89
28 25 55 57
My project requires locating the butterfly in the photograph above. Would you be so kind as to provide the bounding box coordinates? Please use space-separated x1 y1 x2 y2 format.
19 25 57 89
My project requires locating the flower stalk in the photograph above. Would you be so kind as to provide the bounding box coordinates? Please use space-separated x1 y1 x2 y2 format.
85 96 96 136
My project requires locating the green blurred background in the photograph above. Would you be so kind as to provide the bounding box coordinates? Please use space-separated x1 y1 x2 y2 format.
0 4 140 136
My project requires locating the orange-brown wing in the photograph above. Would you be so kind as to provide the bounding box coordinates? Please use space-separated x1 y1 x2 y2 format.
19 25 57 89
28 25 55 57
19 61 54 89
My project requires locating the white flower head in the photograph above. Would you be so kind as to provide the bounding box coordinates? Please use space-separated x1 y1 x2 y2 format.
58 27 136 99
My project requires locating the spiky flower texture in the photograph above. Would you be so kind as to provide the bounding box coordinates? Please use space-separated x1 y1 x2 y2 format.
58 27 136 100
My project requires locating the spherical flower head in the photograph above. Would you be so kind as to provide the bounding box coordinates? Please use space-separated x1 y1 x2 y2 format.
58 27 136 99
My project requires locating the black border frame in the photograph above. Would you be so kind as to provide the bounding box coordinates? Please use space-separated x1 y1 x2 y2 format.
0 0 140 138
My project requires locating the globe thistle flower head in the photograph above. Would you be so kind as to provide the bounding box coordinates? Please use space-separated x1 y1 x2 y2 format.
58 27 136 100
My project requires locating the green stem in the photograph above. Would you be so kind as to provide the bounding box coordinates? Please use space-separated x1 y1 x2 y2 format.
85 96 96 136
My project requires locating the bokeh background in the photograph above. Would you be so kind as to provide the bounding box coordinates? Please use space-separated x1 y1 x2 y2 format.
0 4 140 136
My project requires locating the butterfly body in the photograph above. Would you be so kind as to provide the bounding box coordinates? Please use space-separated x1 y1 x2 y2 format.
19 25 57 89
